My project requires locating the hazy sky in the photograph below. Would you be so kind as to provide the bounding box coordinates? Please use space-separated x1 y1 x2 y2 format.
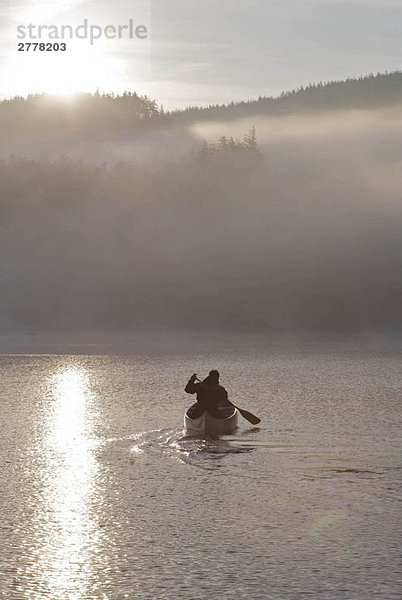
1 0 401 108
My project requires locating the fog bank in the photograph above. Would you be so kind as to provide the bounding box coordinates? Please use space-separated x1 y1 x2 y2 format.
1 104 401 333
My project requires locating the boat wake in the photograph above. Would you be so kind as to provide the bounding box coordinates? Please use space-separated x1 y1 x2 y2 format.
107 427 386 479
129 427 256 470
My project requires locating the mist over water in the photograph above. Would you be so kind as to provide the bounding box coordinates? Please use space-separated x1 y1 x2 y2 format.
1 89 401 334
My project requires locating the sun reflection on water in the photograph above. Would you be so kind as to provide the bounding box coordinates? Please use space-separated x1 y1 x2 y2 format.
38 365 100 599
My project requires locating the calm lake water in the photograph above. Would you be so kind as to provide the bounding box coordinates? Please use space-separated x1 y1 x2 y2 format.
0 334 401 600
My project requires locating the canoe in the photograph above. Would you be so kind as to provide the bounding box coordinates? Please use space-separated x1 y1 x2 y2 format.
184 403 238 436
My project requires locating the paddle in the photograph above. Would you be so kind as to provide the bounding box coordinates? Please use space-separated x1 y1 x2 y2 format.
195 377 261 425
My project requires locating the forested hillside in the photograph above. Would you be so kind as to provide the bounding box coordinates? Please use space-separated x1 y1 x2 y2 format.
1 72 401 333
170 71 402 122
1 71 401 146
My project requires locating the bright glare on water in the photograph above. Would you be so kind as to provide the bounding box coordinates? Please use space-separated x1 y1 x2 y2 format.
0 335 400 599
38 367 100 599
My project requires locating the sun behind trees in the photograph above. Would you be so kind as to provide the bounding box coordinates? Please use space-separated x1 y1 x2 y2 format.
0 91 162 143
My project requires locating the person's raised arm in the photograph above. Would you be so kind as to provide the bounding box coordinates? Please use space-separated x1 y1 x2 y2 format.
185 373 198 394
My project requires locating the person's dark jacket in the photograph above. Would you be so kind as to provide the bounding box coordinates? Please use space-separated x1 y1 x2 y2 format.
185 377 229 415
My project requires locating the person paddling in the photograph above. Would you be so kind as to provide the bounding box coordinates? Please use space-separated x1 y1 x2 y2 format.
185 370 229 417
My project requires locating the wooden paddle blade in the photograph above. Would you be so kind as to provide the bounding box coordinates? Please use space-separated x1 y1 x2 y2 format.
238 408 261 425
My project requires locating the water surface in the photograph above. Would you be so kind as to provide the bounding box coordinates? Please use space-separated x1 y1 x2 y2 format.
0 335 400 599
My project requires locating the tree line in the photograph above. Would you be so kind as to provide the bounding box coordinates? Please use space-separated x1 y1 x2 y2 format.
1 71 401 145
